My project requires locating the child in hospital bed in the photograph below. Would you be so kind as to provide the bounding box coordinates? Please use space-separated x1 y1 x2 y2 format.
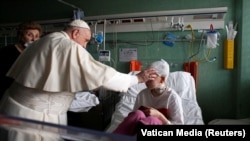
112 59 184 136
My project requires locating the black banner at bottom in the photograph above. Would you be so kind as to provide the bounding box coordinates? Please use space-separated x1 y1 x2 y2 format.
137 125 250 140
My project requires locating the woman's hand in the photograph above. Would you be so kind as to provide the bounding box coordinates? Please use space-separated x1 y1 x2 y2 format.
136 68 158 83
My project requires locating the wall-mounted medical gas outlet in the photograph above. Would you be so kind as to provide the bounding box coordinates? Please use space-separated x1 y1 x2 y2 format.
0 7 227 37
99 50 111 61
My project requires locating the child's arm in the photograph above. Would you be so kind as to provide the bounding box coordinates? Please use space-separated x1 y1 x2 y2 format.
143 107 171 124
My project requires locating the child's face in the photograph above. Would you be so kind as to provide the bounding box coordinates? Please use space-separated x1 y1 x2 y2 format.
145 75 164 90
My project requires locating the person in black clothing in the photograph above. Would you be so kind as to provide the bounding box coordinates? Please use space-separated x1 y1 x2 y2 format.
0 21 42 99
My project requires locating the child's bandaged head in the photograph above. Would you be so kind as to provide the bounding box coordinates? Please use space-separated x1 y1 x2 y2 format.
147 59 170 82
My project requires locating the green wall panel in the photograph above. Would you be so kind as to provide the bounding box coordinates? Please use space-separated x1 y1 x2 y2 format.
235 0 250 118
1 0 250 124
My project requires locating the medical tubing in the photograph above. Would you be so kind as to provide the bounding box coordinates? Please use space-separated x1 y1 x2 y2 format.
103 19 106 50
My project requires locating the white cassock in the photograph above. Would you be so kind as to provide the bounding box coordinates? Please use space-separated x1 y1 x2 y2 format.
0 31 138 126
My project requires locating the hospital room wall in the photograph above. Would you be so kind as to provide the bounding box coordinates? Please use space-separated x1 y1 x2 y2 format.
0 0 249 124
88 0 232 122
86 0 250 124
234 0 250 119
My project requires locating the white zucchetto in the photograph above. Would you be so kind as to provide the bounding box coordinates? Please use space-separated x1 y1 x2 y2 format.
68 19 90 29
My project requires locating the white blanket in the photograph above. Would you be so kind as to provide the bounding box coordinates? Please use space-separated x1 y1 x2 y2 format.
106 71 204 133
69 91 100 112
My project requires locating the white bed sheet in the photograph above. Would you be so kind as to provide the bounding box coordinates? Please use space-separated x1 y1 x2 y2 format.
106 71 204 133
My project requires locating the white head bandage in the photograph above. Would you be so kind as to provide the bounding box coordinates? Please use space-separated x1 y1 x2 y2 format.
68 19 90 29
148 59 170 81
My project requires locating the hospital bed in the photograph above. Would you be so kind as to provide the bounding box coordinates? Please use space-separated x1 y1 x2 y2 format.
105 71 204 133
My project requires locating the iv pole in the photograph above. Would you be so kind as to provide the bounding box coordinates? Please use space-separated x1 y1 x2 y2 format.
58 0 84 19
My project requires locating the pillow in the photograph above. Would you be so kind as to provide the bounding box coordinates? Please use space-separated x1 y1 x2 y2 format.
167 71 196 101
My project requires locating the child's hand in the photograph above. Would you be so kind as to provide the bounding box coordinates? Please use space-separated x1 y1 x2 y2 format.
143 107 162 117
139 105 149 111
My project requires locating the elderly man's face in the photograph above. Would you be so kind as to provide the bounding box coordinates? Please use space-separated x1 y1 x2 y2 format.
74 28 91 48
